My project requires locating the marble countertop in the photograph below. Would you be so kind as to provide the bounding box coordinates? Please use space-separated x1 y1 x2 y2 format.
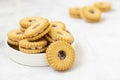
0 0 120 80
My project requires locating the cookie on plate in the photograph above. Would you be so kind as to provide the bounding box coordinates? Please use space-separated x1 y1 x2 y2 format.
7 29 26 46
19 16 43 31
19 38 47 54
46 29 74 44
24 18 50 41
50 21 66 30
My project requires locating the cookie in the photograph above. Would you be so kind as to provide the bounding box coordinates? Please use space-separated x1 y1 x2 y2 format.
7 39 19 46
94 2 111 12
19 38 47 54
69 7 81 18
46 41 75 71
80 6 102 22
20 27 26 32
7 29 26 46
24 18 50 41
45 34 55 43
19 16 43 29
50 21 66 30
47 29 74 44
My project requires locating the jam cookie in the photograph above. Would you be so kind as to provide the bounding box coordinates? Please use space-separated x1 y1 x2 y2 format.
80 6 102 22
50 21 66 30
19 38 47 54
94 2 111 12
69 7 81 18
19 16 43 30
46 41 75 71
24 18 50 41
47 29 74 44
7 29 26 46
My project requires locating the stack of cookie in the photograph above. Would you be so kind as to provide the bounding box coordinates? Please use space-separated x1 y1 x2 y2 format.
69 2 111 23
7 16 75 71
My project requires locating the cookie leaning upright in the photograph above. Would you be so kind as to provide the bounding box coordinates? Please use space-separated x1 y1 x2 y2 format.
94 2 111 12
80 6 102 22
7 29 26 46
24 18 50 41
46 41 75 71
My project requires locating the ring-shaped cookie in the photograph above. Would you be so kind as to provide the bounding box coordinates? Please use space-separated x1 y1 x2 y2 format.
80 6 102 22
7 29 26 40
94 2 111 12
50 21 66 30
69 7 81 18
48 29 74 44
19 38 48 54
19 38 47 48
46 41 75 71
19 16 43 29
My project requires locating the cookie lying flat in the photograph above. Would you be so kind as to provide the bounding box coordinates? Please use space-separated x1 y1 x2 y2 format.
94 2 111 12
46 41 75 71
47 29 74 44
50 21 66 30
19 38 47 54
19 16 43 31
69 7 81 18
7 29 26 46
24 18 50 41
80 6 102 22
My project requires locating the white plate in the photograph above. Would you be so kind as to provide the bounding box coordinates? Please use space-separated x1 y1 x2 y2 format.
5 41 75 67
5 41 48 67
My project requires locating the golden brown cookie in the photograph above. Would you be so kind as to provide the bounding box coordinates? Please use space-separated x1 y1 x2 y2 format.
46 41 75 71
80 6 102 22
20 27 26 32
47 29 74 44
7 29 26 46
24 18 50 41
45 34 55 43
69 7 81 18
94 2 111 12
19 16 43 29
7 39 19 46
50 21 66 30
19 38 47 54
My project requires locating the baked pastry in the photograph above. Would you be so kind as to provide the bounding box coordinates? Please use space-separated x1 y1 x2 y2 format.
80 6 102 22
69 7 81 18
50 21 66 30
19 38 47 54
94 2 111 12
19 16 43 31
7 29 26 46
46 41 75 71
46 29 74 44
24 18 50 41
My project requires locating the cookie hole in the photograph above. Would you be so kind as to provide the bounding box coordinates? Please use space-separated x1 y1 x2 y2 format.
58 50 66 60
89 10 94 14
28 19 36 22
57 32 63 35
52 25 57 27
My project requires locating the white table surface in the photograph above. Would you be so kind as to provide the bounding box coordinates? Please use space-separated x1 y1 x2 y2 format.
0 0 120 80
